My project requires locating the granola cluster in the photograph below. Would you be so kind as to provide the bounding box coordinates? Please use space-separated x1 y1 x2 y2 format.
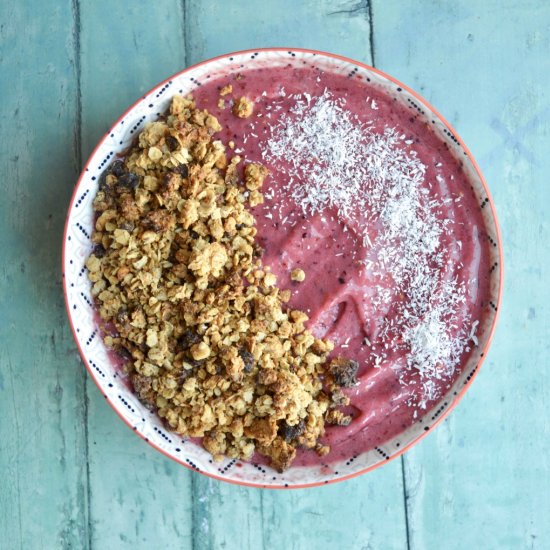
86 94 355 471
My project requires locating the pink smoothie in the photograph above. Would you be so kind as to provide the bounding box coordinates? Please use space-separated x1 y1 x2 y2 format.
188 66 490 465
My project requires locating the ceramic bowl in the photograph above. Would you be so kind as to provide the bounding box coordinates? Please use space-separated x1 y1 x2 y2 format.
63 48 503 488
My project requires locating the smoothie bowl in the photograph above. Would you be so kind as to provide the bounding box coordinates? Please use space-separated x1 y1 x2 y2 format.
63 48 502 488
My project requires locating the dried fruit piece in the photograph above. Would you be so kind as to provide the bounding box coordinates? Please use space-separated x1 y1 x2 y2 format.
174 163 189 178
165 135 180 151
239 348 255 373
110 159 127 177
117 172 140 190
178 329 201 349
279 419 305 443
329 357 359 387
92 244 106 258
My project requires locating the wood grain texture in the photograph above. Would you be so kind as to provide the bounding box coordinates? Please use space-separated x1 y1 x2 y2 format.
373 1 550 548
0 2 89 548
187 462 406 550
0 0 548 548
185 0 374 65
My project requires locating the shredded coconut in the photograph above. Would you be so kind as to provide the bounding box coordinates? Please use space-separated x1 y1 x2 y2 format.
262 89 477 408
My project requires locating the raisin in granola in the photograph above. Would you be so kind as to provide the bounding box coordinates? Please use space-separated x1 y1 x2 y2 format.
329 357 359 388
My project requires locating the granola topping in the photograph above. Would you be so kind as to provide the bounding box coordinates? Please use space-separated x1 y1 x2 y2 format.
87 94 354 472
233 96 254 119
291 268 306 283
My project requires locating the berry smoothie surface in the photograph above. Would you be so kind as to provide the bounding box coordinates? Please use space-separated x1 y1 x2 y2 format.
191 66 490 465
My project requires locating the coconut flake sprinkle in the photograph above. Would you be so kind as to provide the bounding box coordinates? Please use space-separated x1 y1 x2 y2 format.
261 89 477 408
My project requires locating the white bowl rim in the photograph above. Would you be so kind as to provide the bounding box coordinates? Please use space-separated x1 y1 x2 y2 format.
62 47 504 489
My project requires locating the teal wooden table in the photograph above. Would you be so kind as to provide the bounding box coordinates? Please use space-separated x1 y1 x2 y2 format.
1 1 548 548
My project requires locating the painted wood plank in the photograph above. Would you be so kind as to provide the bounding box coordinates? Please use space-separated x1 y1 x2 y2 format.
0 2 90 548
85 387 194 549
79 2 195 548
187 463 407 550
183 3 408 550
259 464 408 550
373 1 550 548
4 1 547 549
185 0 374 65
188 477 264 550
